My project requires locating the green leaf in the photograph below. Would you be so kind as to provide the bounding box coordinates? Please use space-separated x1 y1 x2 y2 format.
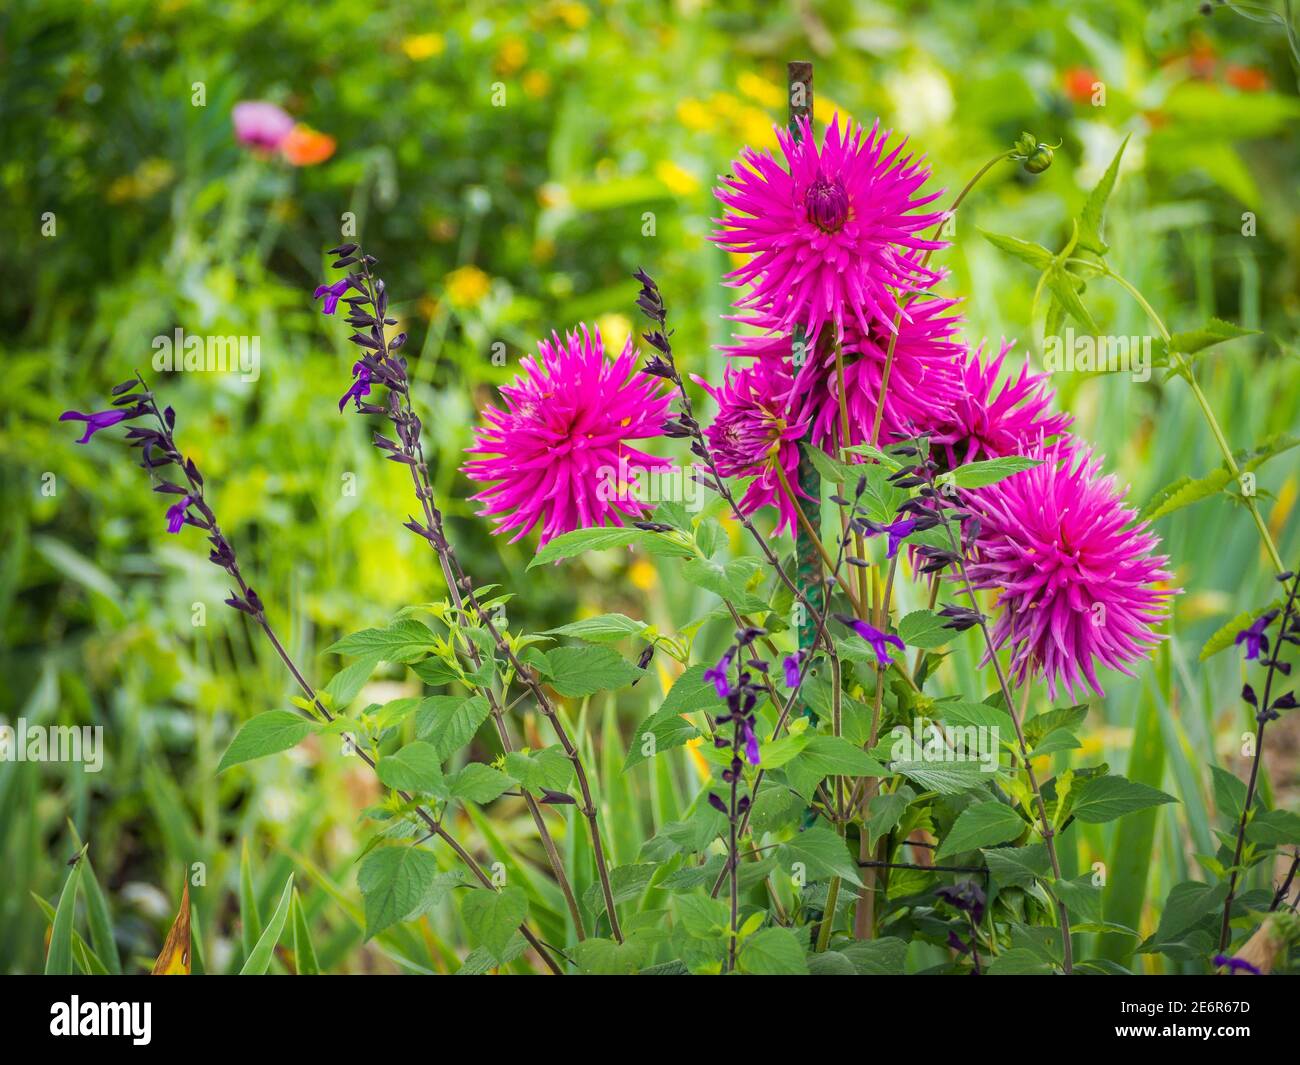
326 619 439 663
864 786 915 850
681 557 768 613
931 700 1016 734
675 893 731 938
838 937 908 975
784 735 887 799
528 526 692 568
218 710 319 772
1076 133 1129 256
322 655 379 710
738 927 808 975
45 853 84 975
503 745 574 792
1210 765 1247 824
542 614 647 643
1200 603 1281 662
624 704 702 770
1143 880 1229 949
1139 469 1232 522
777 825 863 886
1070 775 1177 824
416 695 492 760
448 763 516 804
895 610 953 650
982 843 1050 890
1166 317 1258 358
357 845 442 939
1045 266 1098 333
289 888 320 975
573 936 648 975
461 885 529 964
890 759 992 795
239 838 262 958
77 851 121 974
544 645 644 697
980 230 1055 270
945 455 1041 488
239 875 294 974
988 947 1055 975
377 741 447 797
936 801 1025 859
1246 808 1300 845
1053 876 1103 924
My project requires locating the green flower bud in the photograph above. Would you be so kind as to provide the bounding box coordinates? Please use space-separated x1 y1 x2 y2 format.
1024 144 1054 174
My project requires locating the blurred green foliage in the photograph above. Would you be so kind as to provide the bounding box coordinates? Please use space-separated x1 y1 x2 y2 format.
1 0 1298 972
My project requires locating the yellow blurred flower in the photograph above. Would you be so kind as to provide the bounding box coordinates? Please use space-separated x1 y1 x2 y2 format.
596 312 632 354
655 159 699 196
813 95 853 127
496 37 528 75
628 559 657 590
736 71 783 109
547 1 590 28
676 97 714 132
105 158 175 203
523 69 551 99
445 265 491 307
401 33 444 60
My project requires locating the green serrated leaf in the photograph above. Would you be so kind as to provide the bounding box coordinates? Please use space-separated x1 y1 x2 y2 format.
218 710 319 772
935 801 1025 859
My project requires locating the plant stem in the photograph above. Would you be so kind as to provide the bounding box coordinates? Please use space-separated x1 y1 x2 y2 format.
926 460 1073 973
354 260 589 941
135 386 563 974
1219 572 1299 950
1083 263 1285 575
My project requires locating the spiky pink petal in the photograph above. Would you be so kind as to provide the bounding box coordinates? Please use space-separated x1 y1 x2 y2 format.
697 360 809 538
463 325 672 545
712 115 947 346
964 443 1177 699
925 343 1074 466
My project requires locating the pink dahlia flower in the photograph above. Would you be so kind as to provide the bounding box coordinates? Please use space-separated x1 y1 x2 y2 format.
232 101 295 151
463 325 673 545
728 296 964 450
925 343 1073 467
697 361 809 538
712 115 947 345
964 443 1176 699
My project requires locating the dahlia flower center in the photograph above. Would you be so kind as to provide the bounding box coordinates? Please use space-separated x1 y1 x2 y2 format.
803 175 849 232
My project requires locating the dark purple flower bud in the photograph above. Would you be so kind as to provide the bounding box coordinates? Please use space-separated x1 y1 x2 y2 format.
707 792 728 815
1243 683 1258 707
803 173 849 232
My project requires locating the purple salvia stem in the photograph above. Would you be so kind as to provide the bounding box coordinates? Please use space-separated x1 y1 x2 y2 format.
124 372 564 976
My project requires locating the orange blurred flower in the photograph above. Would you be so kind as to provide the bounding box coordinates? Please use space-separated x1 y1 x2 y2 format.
1063 66 1099 104
1225 64 1270 92
280 124 336 166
